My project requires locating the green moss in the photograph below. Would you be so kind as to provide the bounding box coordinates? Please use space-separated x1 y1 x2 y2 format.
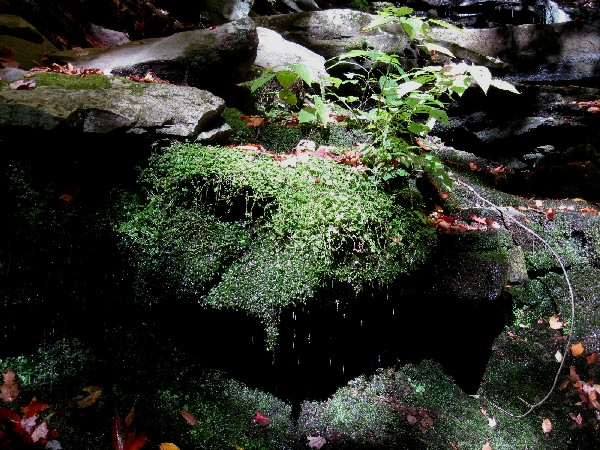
33 72 111 89
117 143 435 350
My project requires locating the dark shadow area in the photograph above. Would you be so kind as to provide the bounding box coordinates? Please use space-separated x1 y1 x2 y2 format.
0 129 510 408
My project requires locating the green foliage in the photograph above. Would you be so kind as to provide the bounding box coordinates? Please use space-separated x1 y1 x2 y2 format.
117 143 435 350
247 7 518 189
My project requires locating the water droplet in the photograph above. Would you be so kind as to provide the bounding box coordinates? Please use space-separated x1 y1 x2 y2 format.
360 320 363 327
329 357 332 366
342 364 345 375
335 299 339 311
307 333 311 344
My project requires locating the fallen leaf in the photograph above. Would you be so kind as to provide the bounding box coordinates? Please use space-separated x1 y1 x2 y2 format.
159 444 180 450
9 79 36 90
487 417 497 428
31 420 49 442
241 115 264 127
549 314 564 330
307 435 326 449
482 443 492 450
555 350 563 362
542 418 552 433
406 414 418 424
0 369 20 402
180 409 199 426
252 410 270 426
112 408 147 450
69 385 102 408
569 412 583 425
585 353 598 364
21 397 49 419
571 342 585 357
469 162 478 170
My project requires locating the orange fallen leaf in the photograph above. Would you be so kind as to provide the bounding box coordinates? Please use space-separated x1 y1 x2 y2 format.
571 342 585 357
542 418 552 433
159 444 180 450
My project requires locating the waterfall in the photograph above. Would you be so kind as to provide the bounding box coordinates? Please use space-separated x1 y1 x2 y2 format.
543 0 571 23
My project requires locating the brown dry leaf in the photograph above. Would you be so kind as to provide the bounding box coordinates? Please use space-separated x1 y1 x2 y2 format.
180 409 199 426
571 342 585 357
159 444 180 450
68 385 102 408
542 418 552 433
482 443 492 450
0 368 20 402
548 314 564 330
585 352 598 364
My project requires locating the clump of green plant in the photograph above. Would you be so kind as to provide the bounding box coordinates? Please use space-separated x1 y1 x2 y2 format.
248 6 518 188
117 143 434 350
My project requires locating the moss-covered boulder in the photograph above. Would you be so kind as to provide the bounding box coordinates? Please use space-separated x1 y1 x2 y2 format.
117 142 435 350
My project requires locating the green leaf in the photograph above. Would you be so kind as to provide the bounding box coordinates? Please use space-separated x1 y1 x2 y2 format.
250 70 276 92
362 14 396 31
427 18 463 32
407 121 430 135
396 81 423 98
467 65 492 94
421 43 454 57
284 62 314 86
490 78 520 94
298 108 318 124
400 17 426 40
278 89 298 106
276 70 298 89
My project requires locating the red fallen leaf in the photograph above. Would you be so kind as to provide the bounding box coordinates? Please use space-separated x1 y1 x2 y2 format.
208 26 217 30
179 409 199 426
112 408 147 450
482 443 492 450
0 369 20 402
252 411 270 426
544 209 556 220
406 414 418 424
21 397 49 419
469 162 478 171
9 79 36 90
0 407 33 443
450 442 459 450
507 331 518 340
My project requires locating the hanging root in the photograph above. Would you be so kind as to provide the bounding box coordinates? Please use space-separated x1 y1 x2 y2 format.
450 175 576 418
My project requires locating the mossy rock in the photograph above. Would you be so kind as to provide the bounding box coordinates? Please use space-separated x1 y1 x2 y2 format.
117 143 435 350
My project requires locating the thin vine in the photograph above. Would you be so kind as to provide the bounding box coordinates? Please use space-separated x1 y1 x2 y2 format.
451 175 576 418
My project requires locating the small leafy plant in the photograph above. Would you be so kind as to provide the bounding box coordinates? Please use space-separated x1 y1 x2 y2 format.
248 6 519 188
